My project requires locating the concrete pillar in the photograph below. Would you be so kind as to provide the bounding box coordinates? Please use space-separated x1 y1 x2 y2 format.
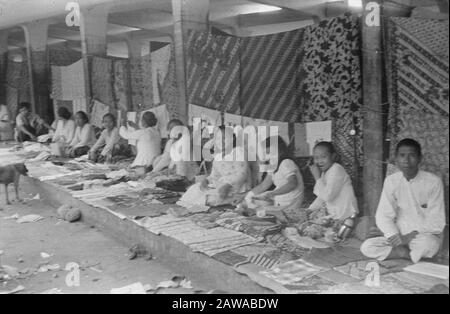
22 20 51 119
171 0 210 123
126 34 144 111
361 1 384 219
0 31 8 105
79 4 110 103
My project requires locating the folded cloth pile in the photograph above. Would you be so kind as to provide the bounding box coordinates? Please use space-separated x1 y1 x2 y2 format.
215 212 282 240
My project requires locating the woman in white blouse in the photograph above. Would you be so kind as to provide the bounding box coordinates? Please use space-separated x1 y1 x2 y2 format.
308 141 358 221
67 111 97 158
52 106 76 145
244 136 305 213
119 111 161 170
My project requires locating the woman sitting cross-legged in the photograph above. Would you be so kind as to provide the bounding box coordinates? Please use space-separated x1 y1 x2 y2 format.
66 111 97 158
178 125 249 208
88 113 131 163
241 136 305 220
52 106 76 145
151 119 199 181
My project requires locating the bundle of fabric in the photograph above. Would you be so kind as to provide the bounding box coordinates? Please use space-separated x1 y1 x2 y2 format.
156 178 189 192
185 30 241 114
215 212 282 240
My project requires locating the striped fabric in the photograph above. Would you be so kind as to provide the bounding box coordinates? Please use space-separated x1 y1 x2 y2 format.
161 45 181 119
186 31 241 114
387 17 449 126
240 29 304 122
386 17 449 184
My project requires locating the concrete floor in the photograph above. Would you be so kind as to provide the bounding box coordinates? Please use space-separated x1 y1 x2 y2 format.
0 181 212 294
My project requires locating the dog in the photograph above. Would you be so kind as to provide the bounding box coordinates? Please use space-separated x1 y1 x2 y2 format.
0 163 29 205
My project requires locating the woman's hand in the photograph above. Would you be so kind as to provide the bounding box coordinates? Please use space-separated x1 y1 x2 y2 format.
127 121 139 129
309 164 321 181
257 191 275 200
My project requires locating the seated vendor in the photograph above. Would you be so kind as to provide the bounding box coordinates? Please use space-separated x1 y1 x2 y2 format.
52 106 75 145
15 102 53 142
119 111 161 171
295 142 358 240
151 119 199 181
88 113 130 163
178 125 249 207
67 111 97 158
361 139 445 264
243 136 304 215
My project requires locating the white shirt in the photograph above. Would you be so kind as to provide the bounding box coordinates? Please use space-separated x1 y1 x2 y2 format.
376 170 446 239
52 119 76 144
91 127 121 156
310 163 358 220
120 126 161 167
271 159 304 207
70 124 97 149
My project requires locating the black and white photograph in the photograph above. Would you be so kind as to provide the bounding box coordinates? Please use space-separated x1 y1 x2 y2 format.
0 0 448 298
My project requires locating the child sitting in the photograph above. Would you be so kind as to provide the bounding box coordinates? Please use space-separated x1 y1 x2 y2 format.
361 139 445 263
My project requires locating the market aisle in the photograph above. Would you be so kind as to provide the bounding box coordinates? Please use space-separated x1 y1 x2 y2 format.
0 181 212 294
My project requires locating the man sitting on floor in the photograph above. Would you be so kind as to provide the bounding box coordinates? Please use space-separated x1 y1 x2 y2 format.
361 138 446 264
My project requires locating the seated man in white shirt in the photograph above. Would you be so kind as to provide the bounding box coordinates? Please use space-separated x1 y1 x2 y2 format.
361 139 446 264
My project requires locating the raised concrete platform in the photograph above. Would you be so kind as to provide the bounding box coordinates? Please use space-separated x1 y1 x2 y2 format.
23 176 272 294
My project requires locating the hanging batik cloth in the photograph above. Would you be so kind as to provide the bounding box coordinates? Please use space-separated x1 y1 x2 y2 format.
299 13 363 181
240 29 304 122
186 31 241 114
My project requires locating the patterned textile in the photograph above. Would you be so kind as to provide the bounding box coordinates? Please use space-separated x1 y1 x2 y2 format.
161 45 181 119
141 54 154 110
129 57 144 109
5 59 22 89
266 233 310 258
386 17 449 123
212 250 249 267
386 17 449 185
260 259 325 285
299 13 363 181
241 29 303 122
5 86 18 118
18 59 31 104
51 60 86 101
215 212 282 240
390 110 449 185
151 44 171 104
113 59 131 112
92 57 114 106
186 31 241 114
